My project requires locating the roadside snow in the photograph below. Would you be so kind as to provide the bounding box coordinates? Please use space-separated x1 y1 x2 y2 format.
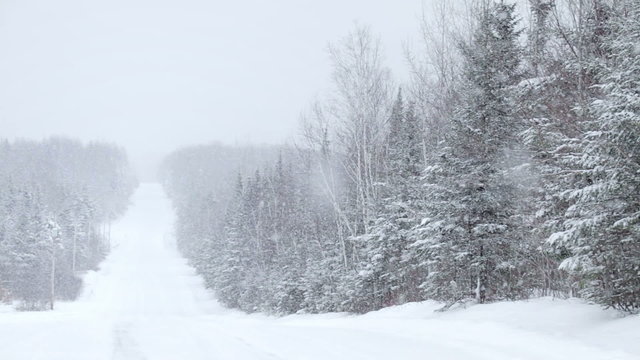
0 183 637 360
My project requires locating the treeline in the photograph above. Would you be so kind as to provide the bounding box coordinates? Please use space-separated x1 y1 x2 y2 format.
163 0 640 314
0 138 137 310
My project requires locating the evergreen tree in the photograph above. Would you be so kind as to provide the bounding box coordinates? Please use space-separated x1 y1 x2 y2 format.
351 90 425 312
550 2 640 312
418 1 525 304
216 174 248 309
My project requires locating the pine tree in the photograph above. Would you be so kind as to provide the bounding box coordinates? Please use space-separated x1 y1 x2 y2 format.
216 174 248 309
351 90 425 312
550 2 640 312
418 1 525 304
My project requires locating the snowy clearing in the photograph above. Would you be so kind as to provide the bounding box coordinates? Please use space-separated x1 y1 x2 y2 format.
0 183 638 360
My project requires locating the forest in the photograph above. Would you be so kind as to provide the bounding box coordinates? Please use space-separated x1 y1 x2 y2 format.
0 138 137 309
161 0 640 314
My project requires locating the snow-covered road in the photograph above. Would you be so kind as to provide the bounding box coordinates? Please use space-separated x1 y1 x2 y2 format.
1 183 638 360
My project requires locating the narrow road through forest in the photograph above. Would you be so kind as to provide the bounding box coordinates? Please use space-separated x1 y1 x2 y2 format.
0 184 636 360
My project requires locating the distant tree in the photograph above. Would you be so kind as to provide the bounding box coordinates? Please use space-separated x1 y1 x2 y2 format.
0 138 136 309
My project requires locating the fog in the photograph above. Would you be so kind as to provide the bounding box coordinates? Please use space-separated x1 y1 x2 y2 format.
0 0 423 181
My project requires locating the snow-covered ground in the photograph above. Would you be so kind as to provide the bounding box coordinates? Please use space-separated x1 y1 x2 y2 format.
1 183 638 360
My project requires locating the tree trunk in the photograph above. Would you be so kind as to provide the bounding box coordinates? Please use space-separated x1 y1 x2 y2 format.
50 252 56 310
72 226 77 274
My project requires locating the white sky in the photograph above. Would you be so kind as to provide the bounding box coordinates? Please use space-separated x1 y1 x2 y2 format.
0 0 429 180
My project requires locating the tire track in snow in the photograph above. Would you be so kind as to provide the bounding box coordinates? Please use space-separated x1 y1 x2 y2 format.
112 322 146 360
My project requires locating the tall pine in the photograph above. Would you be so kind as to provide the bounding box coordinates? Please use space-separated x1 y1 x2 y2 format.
550 2 640 312
419 1 524 304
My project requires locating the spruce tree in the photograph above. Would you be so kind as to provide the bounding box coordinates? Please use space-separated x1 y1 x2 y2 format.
419 1 524 304
550 2 640 312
